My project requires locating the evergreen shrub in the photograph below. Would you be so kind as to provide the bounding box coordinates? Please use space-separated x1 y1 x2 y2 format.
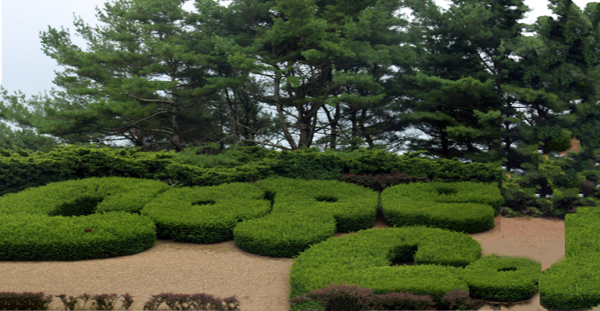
544 136 573 154
336 171 436 193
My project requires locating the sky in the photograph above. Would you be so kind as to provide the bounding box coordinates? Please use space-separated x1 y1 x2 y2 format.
0 0 596 161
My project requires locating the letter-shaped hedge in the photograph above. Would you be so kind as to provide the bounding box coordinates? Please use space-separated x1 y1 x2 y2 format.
289 225 483 309
140 176 378 258
381 181 503 233
1 175 558 310
233 177 379 257
459 253 541 302
538 206 600 310
0 176 379 260
140 182 272 243
289 225 542 311
0 177 171 261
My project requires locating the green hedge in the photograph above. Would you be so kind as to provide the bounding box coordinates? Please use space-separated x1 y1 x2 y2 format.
381 181 503 234
0 177 167 260
234 177 379 257
0 145 501 197
141 182 271 244
288 225 482 310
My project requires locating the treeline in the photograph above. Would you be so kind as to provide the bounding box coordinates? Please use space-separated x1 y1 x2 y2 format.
1 0 600 203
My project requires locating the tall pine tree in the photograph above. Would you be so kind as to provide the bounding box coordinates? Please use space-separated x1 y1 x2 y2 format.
0 0 265 152
385 0 532 194
192 0 421 151
499 0 600 216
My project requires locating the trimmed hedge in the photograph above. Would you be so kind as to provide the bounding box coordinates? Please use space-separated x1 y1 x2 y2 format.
141 182 271 244
288 225 483 309
0 177 170 260
459 254 541 302
381 181 503 234
0 145 501 197
233 177 379 257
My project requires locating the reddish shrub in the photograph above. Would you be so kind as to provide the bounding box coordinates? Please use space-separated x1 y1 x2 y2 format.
338 172 436 192
438 288 485 310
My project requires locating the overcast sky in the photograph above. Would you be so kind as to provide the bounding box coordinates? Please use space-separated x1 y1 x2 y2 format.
0 0 596 158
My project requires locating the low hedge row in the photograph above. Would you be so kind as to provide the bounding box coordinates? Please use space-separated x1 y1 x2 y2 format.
0 145 501 197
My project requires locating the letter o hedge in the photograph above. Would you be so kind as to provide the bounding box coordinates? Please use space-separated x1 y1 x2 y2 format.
459 253 541 302
381 181 504 233
140 182 272 243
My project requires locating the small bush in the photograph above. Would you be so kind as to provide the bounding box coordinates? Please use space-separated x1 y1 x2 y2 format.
580 179 598 197
0 292 53 310
337 171 436 192
369 291 437 310
89 293 119 310
303 282 376 311
543 136 573 154
142 292 239 311
294 283 447 311
438 288 486 310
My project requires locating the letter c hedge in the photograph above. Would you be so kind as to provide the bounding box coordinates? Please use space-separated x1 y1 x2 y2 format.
0 177 171 260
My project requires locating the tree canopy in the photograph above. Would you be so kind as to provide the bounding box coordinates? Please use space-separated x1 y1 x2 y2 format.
0 0 598 193
0 0 279 152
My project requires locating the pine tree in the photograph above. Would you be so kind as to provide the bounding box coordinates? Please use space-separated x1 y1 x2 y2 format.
498 0 600 215
194 0 421 151
0 0 274 152
386 0 533 195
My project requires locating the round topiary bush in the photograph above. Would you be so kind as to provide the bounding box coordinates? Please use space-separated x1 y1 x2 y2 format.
459 253 541 302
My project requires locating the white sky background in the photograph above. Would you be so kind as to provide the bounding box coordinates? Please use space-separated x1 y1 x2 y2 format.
0 0 595 161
